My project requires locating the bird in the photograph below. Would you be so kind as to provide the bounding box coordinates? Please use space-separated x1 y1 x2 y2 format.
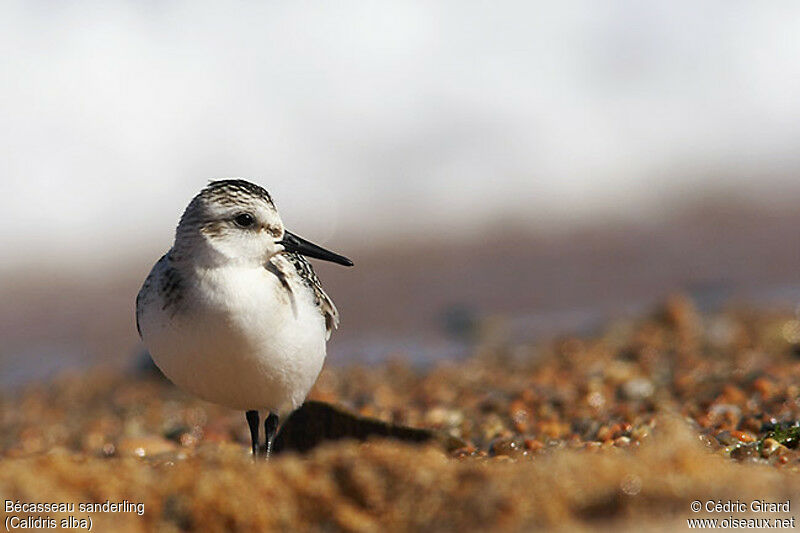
135 179 353 458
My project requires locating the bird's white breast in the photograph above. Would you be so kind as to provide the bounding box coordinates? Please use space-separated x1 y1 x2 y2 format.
138 258 327 413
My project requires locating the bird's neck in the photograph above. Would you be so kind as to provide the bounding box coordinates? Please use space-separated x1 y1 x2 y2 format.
168 245 268 278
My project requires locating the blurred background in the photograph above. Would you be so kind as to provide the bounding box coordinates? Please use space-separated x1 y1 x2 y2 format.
2 1 800 387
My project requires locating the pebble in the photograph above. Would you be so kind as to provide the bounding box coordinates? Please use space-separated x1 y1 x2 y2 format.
614 436 631 447
523 438 544 452
620 474 642 496
715 431 735 446
117 436 177 458
489 437 525 458
730 443 762 462
760 438 784 458
631 426 651 441
596 426 613 442
730 430 755 443
621 378 654 401
698 434 717 449
425 407 464 428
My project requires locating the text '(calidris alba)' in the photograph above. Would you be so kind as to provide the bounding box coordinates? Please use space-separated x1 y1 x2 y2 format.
136 179 353 458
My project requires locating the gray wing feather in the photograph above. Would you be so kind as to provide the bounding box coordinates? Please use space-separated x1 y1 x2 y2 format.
135 254 170 338
284 253 340 339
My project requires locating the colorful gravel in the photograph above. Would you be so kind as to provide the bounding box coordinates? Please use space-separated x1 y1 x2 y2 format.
3 295 800 530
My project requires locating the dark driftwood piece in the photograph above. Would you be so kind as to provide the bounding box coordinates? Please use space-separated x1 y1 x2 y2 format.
273 400 467 454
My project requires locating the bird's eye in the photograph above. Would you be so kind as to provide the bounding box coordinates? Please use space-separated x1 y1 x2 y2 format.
234 213 256 228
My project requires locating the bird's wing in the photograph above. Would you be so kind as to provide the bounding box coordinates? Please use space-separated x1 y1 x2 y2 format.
135 254 170 337
284 252 340 339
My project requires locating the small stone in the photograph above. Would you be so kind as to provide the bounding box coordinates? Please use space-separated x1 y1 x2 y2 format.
489 437 524 458
715 431 735 446
586 391 606 409
179 432 198 447
425 407 464 428
451 446 477 459
760 438 783 458
101 442 116 457
538 421 569 439
730 430 755 443
698 434 720 450
621 378 654 401
117 436 177 458
631 425 651 441
584 442 602 452
509 400 530 433
523 438 544 452
620 474 642 496
481 413 508 441
730 443 759 461
596 426 613 441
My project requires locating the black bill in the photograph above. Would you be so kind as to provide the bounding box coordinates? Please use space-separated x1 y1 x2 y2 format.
279 230 353 267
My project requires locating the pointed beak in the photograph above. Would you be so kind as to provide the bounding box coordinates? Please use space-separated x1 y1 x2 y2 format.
278 230 353 267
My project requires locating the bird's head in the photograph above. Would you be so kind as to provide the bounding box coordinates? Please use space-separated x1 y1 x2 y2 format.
174 179 352 268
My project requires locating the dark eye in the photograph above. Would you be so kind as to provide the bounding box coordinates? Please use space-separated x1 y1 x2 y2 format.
234 213 256 228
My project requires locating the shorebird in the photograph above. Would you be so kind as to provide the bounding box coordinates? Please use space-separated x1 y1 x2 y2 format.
135 179 352 458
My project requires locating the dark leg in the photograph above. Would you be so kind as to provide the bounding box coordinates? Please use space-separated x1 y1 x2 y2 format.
263 412 280 459
246 410 260 457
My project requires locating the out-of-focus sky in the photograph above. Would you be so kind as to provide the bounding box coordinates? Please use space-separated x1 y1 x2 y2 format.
2 1 800 271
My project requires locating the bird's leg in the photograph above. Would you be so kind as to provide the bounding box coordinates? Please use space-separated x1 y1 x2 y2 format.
262 412 280 459
245 410 260 458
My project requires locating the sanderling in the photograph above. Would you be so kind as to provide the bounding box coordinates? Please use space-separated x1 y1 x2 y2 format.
135 179 353 458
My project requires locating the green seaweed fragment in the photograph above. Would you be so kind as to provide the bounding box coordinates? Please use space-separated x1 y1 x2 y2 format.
759 422 800 451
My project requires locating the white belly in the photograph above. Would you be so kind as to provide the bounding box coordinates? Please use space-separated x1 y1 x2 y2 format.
139 264 327 413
